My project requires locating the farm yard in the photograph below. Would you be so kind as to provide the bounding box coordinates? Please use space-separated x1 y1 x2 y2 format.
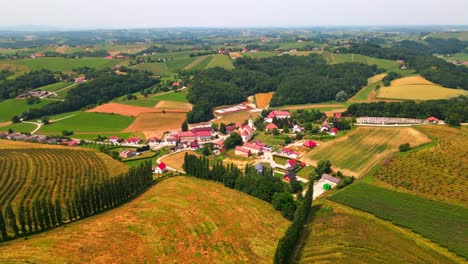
329 183 468 259
377 75 468 100
298 201 461 264
305 127 431 176
0 177 289 264
124 112 187 138
371 126 468 206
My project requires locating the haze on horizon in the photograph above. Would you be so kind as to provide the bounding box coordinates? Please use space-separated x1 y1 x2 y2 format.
2 0 468 29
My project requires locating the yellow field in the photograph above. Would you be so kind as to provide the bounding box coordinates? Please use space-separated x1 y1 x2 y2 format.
160 150 200 171
255 92 275 109
0 177 289 264
229 52 242 59
124 112 187 138
154 100 193 112
368 73 387 83
213 111 260 125
304 127 431 176
377 75 468 100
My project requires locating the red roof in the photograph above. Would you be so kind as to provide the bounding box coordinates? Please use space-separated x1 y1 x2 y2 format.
126 137 140 143
243 142 263 151
109 136 120 140
148 137 158 141
427 116 439 121
158 162 167 170
333 127 339 133
226 125 236 131
266 123 278 130
267 110 291 119
282 147 293 153
172 82 180 87
235 146 251 154
195 131 212 137
287 159 297 166
177 131 195 137
303 140 317 148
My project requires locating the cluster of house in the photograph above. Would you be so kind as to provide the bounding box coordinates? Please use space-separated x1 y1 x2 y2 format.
164 124 214 146
16 90 49 99
30 53 45 59
74 77 86 83
108 136 145 145
356 116 440 125
0 132 80 146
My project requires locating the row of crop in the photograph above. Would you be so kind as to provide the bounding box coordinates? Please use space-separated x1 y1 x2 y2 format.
0 161 153 242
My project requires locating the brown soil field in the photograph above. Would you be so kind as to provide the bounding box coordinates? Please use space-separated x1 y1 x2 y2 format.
87 103 160 117
160 150 200 171
255 92 275 109
0 177 289 264
124 112 186 138
213 111 260 125
155 100 193 112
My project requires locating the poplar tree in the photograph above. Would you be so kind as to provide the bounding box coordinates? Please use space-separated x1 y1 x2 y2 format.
0 210 8 241
5 204 19 237
17 204 27 235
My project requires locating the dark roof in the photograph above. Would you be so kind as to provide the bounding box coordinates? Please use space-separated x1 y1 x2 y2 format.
322 174 341 184
255 162 264 170
284 171 296 179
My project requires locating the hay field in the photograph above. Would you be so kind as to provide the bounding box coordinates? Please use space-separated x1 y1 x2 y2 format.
255 92 275 109
155 101 192 112
305 127 431 176
124 112 186 138
377 75 468 100
371 126 468 206
0 177 289 264
297 201 462 264
160 150 200 171
213 111 260 125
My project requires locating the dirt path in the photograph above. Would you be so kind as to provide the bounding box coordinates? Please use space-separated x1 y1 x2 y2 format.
21 121 42 134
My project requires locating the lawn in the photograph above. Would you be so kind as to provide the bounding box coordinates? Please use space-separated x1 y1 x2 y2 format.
305 127 431 176
71 132 135 141
252 133 288 148
0 122 37 133
0 98 54 122
36 82 71 92
370 126 468 206
0 176 289 263
296 165 316 180
39 112 134 134
297 201 462 264
206 54 235 70
16 57 121 72
377 75 468 100
150 91 188 102
273 155 289 165
329 183 468 259
131 62 172 76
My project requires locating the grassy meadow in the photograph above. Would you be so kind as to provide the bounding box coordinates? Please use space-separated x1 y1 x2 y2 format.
0 122 37 133
131 62 172 76
0 176 289 263
377 75 468 100
5 57 121 73
151 91 188 102
329 183 468 259
0 99 53 122
36 82 71 92
185 55 213 70
206 54 235 70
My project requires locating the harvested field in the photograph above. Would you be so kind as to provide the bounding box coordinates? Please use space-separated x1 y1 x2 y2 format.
160 150 200 171
87 103 160 117
377 75 468 100
124 112 186 138
213 111 260 125
0 177 289 264
255 92 275 109
305 127 431 176
155 100 192 112
229 52 242 59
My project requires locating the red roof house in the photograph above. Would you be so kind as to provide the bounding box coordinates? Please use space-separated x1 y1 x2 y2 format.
286 159 297 170
172 82 180 87
235 146 251 157
266 111 291 122
427 116 439 123
243 142 263 153
266 123 279 131
125 137 141 144
303 140 317 148
154 162 167 174
332 127 339 135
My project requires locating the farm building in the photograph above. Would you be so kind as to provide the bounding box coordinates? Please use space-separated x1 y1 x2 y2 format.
255 162 264 173
154 162 167 174
265 111 291 123
125 137 141 145
266 123 279 132
214 105 251 116
243 142 263 154
226 125 237 133
148 137 158 144
322 174 341 184
109 136 121 144
356 117 423 125
195 131 212 141
278 147 299 158
189 141 199 150
120 150 136 158
283 172 297 183
235 146 251 158
330 127 339 136
427 116 439 124
303 140 317 148
293 125 304 133
74 77 86 83
285 159 297 170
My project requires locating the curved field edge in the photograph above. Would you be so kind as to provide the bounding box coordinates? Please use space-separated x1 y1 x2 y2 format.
0 176 289 264
296 200 464 264
328 183 468 259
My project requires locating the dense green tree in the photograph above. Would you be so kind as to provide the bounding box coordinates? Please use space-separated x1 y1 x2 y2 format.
0 210 8 241
224 132 243 149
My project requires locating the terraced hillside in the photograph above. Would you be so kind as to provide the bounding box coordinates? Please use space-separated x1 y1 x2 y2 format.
0 176 289 263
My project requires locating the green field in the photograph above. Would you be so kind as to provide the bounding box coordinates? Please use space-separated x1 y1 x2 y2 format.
116 98 159 107
150 91 188 102
240 52 277 58
429 32 468 41
185 55 213 70
329 183 468 259
10 57 121 73
306 127 431 175
350 74 386 101
322 51 414 75
437 52 468 64
36 82 71 92
0 122 37 133
206 54 235 70
298 201 462 263
131 62 172 76
166 57 197 71
39 112 134 134
0 99 53 122
252 133 289 148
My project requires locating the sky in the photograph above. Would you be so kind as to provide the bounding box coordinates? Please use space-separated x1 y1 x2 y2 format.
2 0 468 29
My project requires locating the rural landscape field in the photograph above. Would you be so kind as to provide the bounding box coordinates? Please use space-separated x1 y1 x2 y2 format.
0 2 467 263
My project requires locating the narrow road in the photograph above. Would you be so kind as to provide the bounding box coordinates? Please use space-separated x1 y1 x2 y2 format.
21 121 42 134
41 83 78 99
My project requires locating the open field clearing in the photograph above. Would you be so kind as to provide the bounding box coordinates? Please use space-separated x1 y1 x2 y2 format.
124 112 186 138
0 176 289 263
87 103 161 116
131 62 172 76
0 122 37 133
160 150 200 171
213 111 260 125
7 57 121 73
329 183 468 259
206 54 235 70
151 91 188 102
155 100 192 112
0 99 54 122
255 92 275 109
371 126 468 206
305 127 431 176
377 75 468 100
39 112 134 134
184 55 213 71
0 140 128 212
298 201 462 264
437 53 468 64
429 31 468 41
116 98 159 107
229 52 242 59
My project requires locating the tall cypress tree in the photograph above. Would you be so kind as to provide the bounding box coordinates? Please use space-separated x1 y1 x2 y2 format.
41 198 51 228
34 199 45 230
48 199 57 226
55 199 62 224
25 205 33 233
5 204 19 237
0 210 8 241
17 204 27 235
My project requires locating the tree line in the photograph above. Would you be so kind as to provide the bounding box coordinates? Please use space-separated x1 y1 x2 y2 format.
187 54 378 123
0 69 57 100
18 71 159 120
344 96 468 125
0 161 152 242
